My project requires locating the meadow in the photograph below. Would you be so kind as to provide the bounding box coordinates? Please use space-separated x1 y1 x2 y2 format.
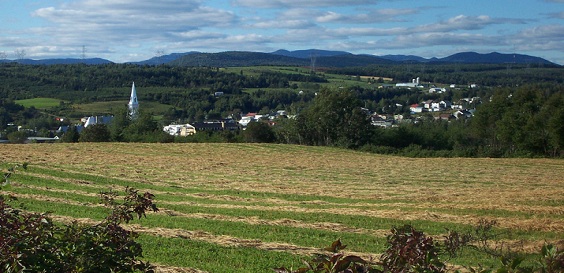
1 143 563 272
15 97 64 109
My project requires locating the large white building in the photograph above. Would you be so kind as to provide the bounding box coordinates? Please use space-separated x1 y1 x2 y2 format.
395 77 422 88
163 124 196 136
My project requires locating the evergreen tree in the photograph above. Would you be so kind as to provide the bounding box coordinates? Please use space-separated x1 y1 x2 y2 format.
60 126 79 143
243 121 275 143
296 88 373 148
79 124 111 142
109 106 131 142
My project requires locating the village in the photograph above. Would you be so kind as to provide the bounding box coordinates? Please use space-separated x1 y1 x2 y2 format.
2 78 483 143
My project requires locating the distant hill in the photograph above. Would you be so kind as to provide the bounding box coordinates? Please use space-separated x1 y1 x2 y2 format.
168 50 556 67
2 58 114 65
129 52 199 65
0 50 556 67
168 51 310 67
315 54 395 67
169 51 395 67
436 52 554 64
379 54 430 62
271 49 350 59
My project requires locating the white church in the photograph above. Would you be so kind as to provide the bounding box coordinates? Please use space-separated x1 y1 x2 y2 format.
128 82 139 120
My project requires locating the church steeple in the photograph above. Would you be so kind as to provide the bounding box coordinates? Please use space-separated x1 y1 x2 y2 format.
128 82 139 119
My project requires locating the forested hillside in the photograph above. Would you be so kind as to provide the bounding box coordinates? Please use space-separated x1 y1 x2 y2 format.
1 62 563 157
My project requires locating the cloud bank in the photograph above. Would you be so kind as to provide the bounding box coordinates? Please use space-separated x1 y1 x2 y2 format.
0 0 561 63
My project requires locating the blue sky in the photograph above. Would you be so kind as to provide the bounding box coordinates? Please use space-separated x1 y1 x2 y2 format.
0 0 563 64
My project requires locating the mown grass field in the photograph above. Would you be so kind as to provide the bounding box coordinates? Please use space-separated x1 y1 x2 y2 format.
225 66 378 90
1 143 563 272
15 97 64 109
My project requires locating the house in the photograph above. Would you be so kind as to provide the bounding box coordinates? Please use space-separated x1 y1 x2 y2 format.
422 100 434 110
163 124 196 136
192 120 239 131
83 116 113 127
410 104 423 113
238 112 273 126
454 110 473 119
428 87 446 93
238 116 253 127
26 136 60 143
371 115 394 128
439 100 452 109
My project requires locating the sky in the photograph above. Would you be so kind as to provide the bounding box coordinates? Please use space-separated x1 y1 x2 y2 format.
0 0 563 64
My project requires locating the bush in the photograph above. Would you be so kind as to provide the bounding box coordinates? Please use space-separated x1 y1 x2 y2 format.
380 225 445 273
1 164 156 273
79 124 111 142
276 222 564 273
243 121 276 143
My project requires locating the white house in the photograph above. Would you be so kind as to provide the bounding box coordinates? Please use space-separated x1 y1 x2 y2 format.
428 87 446 93
238 116 253 126
410 104 423 113
439 100 452 109
83 116 113 127
163 124 196 136
422 100 434 110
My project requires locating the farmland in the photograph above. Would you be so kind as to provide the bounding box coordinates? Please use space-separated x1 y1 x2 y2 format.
15 97 64 109
1 143 563 272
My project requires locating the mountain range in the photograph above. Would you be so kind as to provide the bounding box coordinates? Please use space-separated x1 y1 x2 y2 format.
0 50 557 67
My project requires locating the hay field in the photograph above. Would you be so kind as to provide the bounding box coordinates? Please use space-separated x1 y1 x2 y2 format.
2 143 563 272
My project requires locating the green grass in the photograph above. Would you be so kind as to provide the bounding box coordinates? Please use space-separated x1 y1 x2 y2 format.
15 97 63 109
138 235 307 273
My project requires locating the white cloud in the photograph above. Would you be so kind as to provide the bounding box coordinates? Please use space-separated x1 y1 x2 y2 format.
231 0 379 8
413 15 527 33
250 19 315 29
517 24 564 39
511 24 564 51
316 8 417 24
30 0 238 45
1 0 561 63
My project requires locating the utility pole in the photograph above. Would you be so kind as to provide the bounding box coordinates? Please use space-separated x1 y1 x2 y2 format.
155 49 165 64
14 49 26 62
310 50 317 73
82 45 87 60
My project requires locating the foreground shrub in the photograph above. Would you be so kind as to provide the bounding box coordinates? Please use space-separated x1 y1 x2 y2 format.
276 223 564 273
274 239 375 273
1 164 157 273
380 225 446 273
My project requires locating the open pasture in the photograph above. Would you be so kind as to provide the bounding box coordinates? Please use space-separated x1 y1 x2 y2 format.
15 97 64 109
1 143 563 272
